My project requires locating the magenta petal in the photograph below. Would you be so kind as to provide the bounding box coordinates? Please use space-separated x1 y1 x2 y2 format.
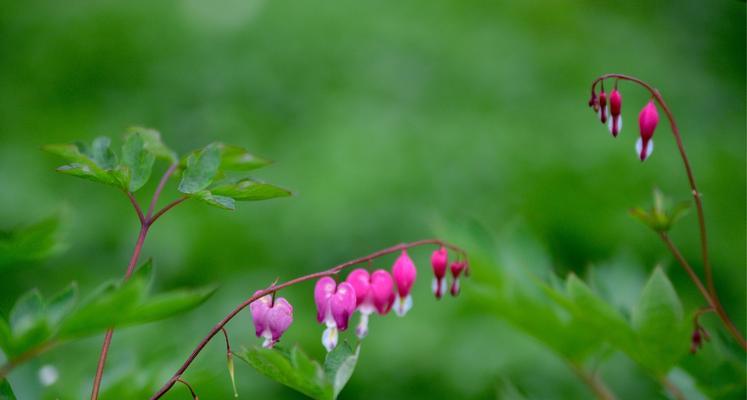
370 269 394 315
392 250 417 298
330 282 357 331
431 246 448 280
314 277 337 324
450 261 466 278
345 268 371 307
638 100 659 141
267 297 294 341
250 292 272 337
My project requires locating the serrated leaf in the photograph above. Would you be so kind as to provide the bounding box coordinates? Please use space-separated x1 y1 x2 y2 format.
44 138 125 189
0 216 64 269
219 144 271 171
323 342 359 399
121 132 156 192
124 286 216 325
127 127 177 163
0 379 16 400
632 267 686 375
192 190 236 210
211 179 292 202
178 143 221 194
238 345 332 400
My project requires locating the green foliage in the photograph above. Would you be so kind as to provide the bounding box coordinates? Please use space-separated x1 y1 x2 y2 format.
0 260 214 363
238 342 360 400
0 216 64 269
0 379 15 400
630 189 690 233
121 131 156 192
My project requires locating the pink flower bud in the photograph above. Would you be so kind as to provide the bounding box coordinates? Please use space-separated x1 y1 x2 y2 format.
250 292 294 348
598 90 608 124
314 277 357 351
608 89 622 137
637 100 659 161
392 250 417 316
588 91 598 111
449 261 466 297
431 246 448 299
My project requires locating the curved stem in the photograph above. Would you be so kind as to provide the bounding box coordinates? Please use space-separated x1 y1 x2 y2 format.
592 74 745 350
145 164 179 221
125 191 145 225
659 233 746 350
150 239 467 399
569 363 616 400
661 377 685 400
150 196 188 225
176 378 199 400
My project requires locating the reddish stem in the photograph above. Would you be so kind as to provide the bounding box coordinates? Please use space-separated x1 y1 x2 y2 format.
145 164 179 221
150 239 467 399
591 74 745 351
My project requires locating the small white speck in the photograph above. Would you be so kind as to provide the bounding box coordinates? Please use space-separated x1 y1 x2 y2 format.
39 365 59 386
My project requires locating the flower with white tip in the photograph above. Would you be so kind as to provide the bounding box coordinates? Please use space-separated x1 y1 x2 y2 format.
637 100 659 161
345 268 394 338
315 277 357 351
608 88 623 137
250 292 293 348
430 246 448 299
392 250 417 316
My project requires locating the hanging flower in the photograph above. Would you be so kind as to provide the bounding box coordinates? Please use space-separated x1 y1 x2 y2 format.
391 250 417 316
430 246 448 299
249 292 293 348
608 88 622 137
314 277 357 351
637 100 659 161
346 268 394 338
449 261 467 297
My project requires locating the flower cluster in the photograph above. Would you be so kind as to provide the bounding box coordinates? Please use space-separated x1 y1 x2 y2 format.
249 245 468 352
588 82 660 161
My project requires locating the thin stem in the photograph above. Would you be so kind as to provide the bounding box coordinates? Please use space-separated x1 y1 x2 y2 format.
592 74 745 350
661 377 685 400
145 164 179 221
176 378 199 400
150 239 467 399
569 363 616 400
0 341 58 379
90 165 185 400
150 196 188 225
659 233 746 350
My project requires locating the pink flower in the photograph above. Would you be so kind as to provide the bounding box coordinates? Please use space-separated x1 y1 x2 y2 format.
608 89 622 137
637 100 659 161
346 268 394 338
392 250 417 316
598 90 608 124
314 277 357 351
449 261 467 297
250 292 293 348
430 246 448 299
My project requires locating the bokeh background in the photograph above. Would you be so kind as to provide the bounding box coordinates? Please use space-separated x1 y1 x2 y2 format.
0 0 744 398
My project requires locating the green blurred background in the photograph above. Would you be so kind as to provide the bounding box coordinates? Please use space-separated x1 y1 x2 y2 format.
0 0 744 398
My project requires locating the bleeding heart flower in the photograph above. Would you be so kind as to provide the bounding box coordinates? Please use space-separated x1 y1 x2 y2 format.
314 277 357 351
346 268 394 338
608 89 622 137
392 250 417 316
449 261 467 297
598 89 608 124
430 246 448 299
249 292 293 348
637 100 659 161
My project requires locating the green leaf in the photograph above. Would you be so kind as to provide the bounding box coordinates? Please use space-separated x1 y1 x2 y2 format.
0 318 11 355
632 267 686 375
44 138 124 189
124 286 216 325
90 137 117 169
10 290 45 336
126 127 178 163
192 190 236 210
0 379 16 400
46 283 78 325
219 144 271 171
630 190 691 233
239 345 332 400
0 216 64 269
211 179 292 202
323 342 360 399
178 143 221 194
121 132 156 192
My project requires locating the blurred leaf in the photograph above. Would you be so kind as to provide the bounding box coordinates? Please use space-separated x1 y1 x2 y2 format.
10 290 45 336
193 190 236 211
89 137 118 169
632 267 686 375
239 344 333 400
0 379 15 400
211 178 292 201
0 216 64 269
121 131 156 192
219 144 271 171
323 342 360 399
630 190 691 233
46 283 78 326
127 127 178 163
124 285 216 325
43 138 124 189
178 143 221 194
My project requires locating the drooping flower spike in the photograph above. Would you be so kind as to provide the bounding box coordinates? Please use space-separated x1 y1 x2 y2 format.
250 292 294 348
637 100 659 161
608 88 622 137
449 261 467 297
346 268 394 338
430 246 448 299
314 277 357 351
392 250 417 316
